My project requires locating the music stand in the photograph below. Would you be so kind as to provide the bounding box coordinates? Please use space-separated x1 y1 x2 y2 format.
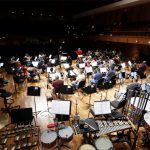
58 85 74 99
82 85 97 106
51 100 71 149
27 86 41 118
93 101 111 115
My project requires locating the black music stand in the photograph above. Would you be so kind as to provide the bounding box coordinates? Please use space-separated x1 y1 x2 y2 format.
58 85 74 99
27 86 41 118
11 107 36 125
81 85 97 106
51 100 72 149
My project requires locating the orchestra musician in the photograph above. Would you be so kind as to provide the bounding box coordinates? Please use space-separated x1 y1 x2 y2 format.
71 70 86 90
75 48 83 57
51 75 64 98
90 68 103 85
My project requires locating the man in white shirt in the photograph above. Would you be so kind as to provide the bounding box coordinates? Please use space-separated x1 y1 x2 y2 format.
71 70 86 90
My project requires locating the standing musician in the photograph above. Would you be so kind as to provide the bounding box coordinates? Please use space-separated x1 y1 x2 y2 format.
75 48 83 57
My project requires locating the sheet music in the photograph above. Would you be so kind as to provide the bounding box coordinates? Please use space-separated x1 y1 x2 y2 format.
32 61 39 67
91 61 97 67
47 67 56 73
85 67 93 73
100 67 107 73
61 56 67 61
118 73 123 79
128 61 132 66
78 55 83 58
52 100 71 115
94 101 111 115
0 63 4 68
49 54 52 58
131 72 137 78
121 63 126 68
63 63 70 69
70 70 76 76
79 63 85 68
34 56 37 61
51 59 55 64
49 73 61 80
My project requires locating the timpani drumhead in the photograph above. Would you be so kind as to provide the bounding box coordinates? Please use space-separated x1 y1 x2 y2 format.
79 144 96 150
41 130 57 147
58 126 74 142
95 137 113 150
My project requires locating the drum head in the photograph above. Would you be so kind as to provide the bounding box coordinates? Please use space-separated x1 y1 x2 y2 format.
95 137 113 150
41 131 57 144
79 144 96 150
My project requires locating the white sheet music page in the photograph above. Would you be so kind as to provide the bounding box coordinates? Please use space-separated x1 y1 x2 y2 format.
91 61 97 67
61 56 67 61
100 67 107 73
32 61 38 67
52 100 70 115
121 63 126 68
79 63 85 68
94 101 111 115
63 63 70 69
85 67 93 73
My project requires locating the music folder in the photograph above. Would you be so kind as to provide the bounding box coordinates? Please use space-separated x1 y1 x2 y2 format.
94 101 111 115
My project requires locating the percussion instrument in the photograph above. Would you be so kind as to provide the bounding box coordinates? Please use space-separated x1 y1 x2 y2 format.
144 112 150 131
79 144 96 150
95 137 113 150
96 120 131 136
41 130 57 147
58 126 74 143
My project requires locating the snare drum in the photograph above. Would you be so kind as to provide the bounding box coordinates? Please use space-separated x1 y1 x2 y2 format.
58 126 74 143
79 144 96 150
95 137 113 150
41 130 57 147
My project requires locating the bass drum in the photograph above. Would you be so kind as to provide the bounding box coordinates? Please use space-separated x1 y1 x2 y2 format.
41 130 57 148
58 126 74 143
79 144 96 150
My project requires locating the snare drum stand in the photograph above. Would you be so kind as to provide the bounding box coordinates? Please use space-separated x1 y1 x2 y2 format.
55 122 71 150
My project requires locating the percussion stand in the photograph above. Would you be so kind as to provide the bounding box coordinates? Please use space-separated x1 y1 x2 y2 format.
33 96 41 118
55 122 71 150
81 85 97 107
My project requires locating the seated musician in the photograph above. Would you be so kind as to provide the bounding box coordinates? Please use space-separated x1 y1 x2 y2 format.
90 68 103 85
71 70 86 90
105 66 116 82
52 75 64 97
137 61 147 77
126 79 141 96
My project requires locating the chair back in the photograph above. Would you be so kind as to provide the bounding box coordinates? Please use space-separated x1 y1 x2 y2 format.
78 80 86 89
123 90 149 132
97 78 104 88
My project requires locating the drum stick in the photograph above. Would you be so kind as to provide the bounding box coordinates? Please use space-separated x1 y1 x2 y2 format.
85 122 96 131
